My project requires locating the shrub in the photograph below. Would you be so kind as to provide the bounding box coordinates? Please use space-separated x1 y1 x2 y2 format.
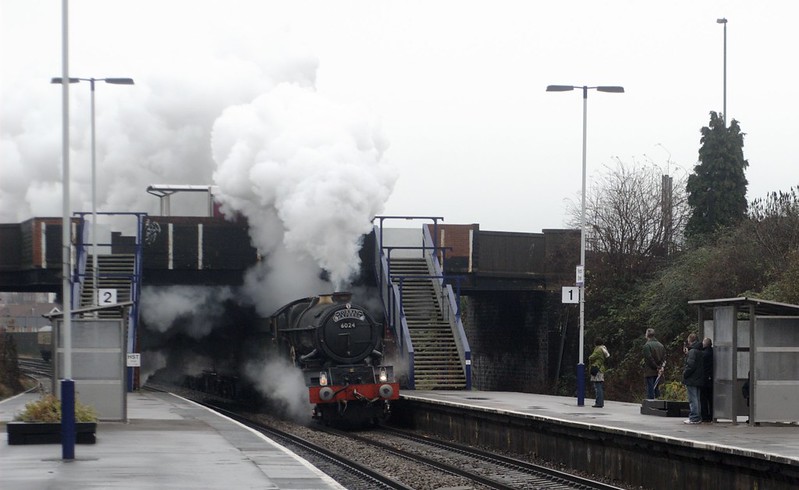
13 394 98 423
659 381 687 401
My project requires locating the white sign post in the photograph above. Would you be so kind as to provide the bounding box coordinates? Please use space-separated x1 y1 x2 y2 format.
126 353 141 368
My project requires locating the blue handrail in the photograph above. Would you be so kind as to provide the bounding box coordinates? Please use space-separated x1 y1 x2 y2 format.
372 216 472 390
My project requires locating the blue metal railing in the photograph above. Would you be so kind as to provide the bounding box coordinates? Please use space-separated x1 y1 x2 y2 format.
372 216 472 390
422 224 472 390
374 232 416 387
72 219 87 310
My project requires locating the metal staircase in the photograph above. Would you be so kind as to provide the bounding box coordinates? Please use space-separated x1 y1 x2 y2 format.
80 254 135 317
390 257 466 389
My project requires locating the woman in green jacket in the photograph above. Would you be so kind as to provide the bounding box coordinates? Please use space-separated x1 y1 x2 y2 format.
588 338 610 408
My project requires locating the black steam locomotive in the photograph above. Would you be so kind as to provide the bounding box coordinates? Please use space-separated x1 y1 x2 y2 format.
269 292 399 426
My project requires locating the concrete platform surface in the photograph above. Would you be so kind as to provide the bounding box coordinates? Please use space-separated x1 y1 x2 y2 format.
402 390 799 464
0 390 344 490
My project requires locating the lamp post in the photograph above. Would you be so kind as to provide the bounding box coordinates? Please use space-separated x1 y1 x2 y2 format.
57 0 74 461
51 77 134 302
717 18 727 125
546 84 624 406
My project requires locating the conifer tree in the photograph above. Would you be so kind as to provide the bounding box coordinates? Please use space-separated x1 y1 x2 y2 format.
686 112 749 240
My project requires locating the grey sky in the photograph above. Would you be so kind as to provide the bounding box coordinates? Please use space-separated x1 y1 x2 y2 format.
2 1 796 232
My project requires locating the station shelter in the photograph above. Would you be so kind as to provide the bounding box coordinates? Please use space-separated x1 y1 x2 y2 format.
46 302 133 421
688 297 799 424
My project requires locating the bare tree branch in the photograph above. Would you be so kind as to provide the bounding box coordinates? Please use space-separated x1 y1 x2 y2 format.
566 157 689 278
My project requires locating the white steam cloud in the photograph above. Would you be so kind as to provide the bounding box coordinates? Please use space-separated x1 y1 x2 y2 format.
3 25 397 405
0 28 319 222
140 350 167 386
2 25 397 315
140 285 234 339
244 358 310 422
211 83 397 307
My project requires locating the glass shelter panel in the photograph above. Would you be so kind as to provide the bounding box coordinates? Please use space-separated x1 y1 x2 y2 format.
55 319 126 421
754 317 799 423
712 307 736 421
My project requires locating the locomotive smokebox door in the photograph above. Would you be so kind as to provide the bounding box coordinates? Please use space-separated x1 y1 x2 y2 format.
318 303 380 364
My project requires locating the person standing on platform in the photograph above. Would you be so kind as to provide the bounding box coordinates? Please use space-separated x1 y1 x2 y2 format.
701 337 714 422
589 338 610 408
682 333 704 425
643 328 666 399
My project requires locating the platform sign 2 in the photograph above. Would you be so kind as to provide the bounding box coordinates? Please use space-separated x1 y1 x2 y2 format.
98 288 117 306
562 286 579 304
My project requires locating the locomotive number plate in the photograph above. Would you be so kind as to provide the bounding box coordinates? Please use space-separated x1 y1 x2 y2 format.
333 308 365 322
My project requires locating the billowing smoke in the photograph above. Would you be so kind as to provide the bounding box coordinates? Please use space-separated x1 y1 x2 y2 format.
3 24 397 400
211 83 397 309
138 285 244 385
140 350 167 386
2 25 396 313
0 29 318 222
241 248 329 315
140 285 235 339
244 358 310 422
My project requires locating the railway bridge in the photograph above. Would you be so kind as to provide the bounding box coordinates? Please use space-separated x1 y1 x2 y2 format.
1 214 580 393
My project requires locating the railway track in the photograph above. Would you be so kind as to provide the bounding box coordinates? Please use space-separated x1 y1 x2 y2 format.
18 358 52 377
229 405 621 488
202 401 415 489
318 424 625 490
17 357 53 392
142 386 411 489
150 384 627 489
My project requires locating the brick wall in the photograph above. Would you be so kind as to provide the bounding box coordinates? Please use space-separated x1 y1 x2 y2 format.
427 223 477 273
461 290 570 393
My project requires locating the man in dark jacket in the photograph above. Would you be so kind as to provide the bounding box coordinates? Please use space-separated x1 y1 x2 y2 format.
700 338 714 422
643 328 666 399
682 333 704 425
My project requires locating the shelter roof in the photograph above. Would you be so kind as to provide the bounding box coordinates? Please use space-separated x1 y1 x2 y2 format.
688 297 799 316
43 301 134 319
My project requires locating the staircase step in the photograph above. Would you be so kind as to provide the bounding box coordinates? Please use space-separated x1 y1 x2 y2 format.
79 253 135 312
389 256 465 390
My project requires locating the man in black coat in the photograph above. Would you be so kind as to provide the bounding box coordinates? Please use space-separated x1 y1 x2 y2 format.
682 333 704 425
700 338 714 422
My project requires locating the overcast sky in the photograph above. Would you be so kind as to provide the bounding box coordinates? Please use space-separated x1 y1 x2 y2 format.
2 1 797 233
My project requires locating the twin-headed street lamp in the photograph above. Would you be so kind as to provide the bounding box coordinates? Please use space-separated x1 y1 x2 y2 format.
51 77 134 301
546 84 624 407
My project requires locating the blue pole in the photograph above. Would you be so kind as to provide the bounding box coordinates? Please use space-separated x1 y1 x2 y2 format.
61 379 76 459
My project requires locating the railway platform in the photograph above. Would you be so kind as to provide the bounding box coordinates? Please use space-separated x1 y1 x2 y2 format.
0 390 343 490
397 390 799 489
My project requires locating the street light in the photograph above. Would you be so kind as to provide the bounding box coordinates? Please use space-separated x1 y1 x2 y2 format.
716 18 727 125
51 77 134 303
546 84 624 406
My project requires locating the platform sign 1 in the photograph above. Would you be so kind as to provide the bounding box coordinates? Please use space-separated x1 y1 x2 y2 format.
98 288 118 306
562 286 579 304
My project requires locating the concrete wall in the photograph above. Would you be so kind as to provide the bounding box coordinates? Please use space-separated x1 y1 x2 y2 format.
393 399 799 490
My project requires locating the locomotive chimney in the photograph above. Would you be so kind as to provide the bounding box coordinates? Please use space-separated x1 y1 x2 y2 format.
332 291 352 303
